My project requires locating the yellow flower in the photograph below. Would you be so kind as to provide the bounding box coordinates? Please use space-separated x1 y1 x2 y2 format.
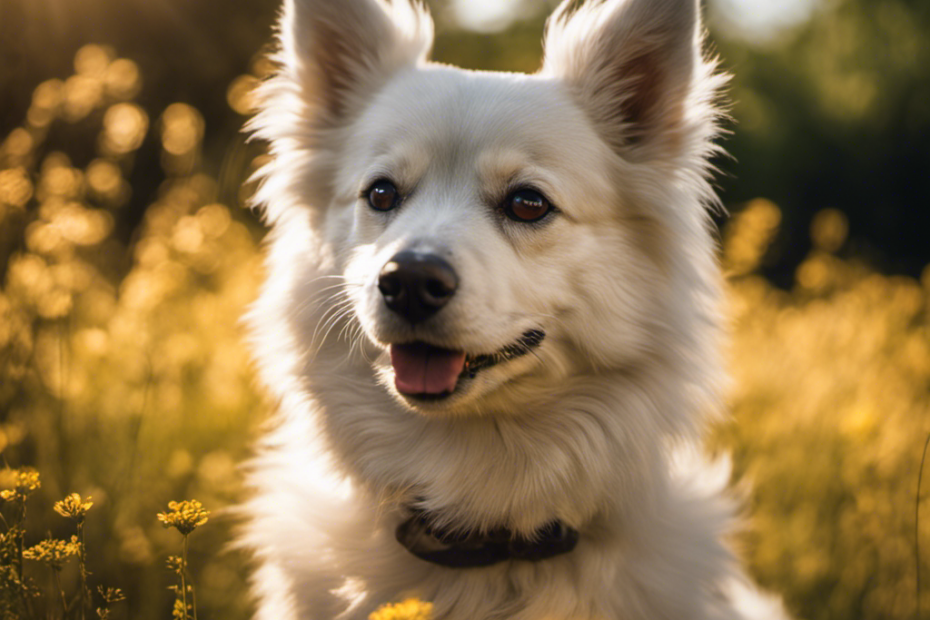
369 598 433 620
171 597 189 620
0 469 41 501
97 586 126 604
157 499 209 535
54 492 94 521
96 589 126 620
166 555 186 575
23 536 79 570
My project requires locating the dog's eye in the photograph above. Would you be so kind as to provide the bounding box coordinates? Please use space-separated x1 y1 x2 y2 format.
504 189 552 223
367 180 400 212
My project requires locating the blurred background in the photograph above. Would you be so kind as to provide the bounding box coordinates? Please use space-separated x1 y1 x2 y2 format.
0 0 928 618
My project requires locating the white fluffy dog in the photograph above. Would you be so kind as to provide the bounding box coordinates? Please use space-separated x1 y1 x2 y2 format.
241 0 789 618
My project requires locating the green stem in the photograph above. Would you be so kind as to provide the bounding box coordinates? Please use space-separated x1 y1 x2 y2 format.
15 498 34 619
17 497 26 581
181 536 190 620
53 567 68 619
78 521 88 620
183 533 199 620
190 572 198 620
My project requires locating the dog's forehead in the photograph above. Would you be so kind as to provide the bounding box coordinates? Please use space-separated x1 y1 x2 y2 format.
348 65 609 176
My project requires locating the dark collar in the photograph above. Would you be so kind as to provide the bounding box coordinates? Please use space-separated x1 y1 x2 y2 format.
395 507 579 568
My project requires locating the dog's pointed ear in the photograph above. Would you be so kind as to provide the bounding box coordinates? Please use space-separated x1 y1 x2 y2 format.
542 0 704 160
278 0 433 127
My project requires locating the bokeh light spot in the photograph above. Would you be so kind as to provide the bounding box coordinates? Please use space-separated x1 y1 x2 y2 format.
51 261 94 293
796 254 831 292
74 327 110 357
105 58 142 101
38 160 84 201
723 198 782 276
0 168 34 209
26 108 53 129
52 204 114 246
196 204 231 238
36 288 74 320
452 0 525 33
74 44 114 79
32 79 64 112
28 79 64 128
135 237 169 268
25 222 65 256
197 450 236 492
227 75 259 116
3 128 35 160
86 159 124 203
251 56 277 79
166 449 193 479
102 103 149 155
710 0 821 44
160 103 204 156
62 75 104 123
172 216 204 254
810 208 849 253
7 253 61 314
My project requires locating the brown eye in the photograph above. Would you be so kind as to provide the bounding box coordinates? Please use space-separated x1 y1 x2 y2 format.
504 189 552 223
367 180 399 212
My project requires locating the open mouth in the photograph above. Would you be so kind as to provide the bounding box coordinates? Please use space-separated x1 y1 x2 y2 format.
388 329 545 399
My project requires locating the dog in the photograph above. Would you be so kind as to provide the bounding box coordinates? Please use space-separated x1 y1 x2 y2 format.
240 0 790 618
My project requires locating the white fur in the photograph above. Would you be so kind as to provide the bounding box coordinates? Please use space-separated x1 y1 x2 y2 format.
240 0 789 618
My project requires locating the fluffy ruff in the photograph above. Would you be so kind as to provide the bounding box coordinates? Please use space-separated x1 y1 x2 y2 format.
240 0 790 618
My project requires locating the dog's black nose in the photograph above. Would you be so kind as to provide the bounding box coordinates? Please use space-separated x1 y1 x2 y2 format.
378 251 458 324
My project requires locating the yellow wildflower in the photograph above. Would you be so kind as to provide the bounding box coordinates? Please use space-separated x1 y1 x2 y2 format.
171 597 190 620
54 492 94 521
97 586 126 604
157 499 209 535
96 587 127 620
166 555 186 575
96 593 126 620
369 598 433 620
23 536 79 570
0 469 41 501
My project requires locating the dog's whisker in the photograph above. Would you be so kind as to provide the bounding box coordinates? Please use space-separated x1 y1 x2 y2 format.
313 301 355 350
336 312 363 348
306 296 356 362
350 323 373 365
295 281 360 317
307 294 350 343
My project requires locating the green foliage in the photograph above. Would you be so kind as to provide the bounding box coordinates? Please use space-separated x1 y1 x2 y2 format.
710 0 930 281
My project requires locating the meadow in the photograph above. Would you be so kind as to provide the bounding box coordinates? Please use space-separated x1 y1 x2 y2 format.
1 43 928 620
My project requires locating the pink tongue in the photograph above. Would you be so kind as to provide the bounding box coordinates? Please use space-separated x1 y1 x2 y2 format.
390 343 467 396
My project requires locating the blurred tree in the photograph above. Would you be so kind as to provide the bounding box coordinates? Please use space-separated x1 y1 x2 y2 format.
4 0 926 281
709 0 930 284
0 0 276 239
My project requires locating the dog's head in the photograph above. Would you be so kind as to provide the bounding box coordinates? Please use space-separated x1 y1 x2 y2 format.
250 0 726 419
